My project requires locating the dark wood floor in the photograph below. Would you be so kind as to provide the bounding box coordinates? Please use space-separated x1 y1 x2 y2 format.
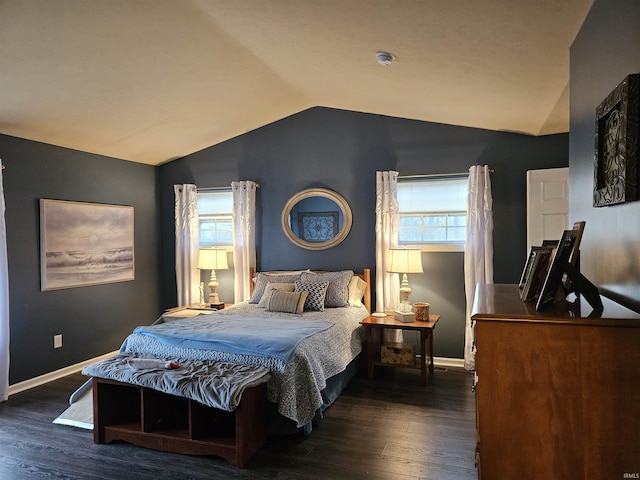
0 366 477 479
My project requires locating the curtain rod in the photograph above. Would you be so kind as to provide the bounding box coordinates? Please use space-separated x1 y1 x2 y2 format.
197 183 260 192
399 169 494 180
197 186 231 192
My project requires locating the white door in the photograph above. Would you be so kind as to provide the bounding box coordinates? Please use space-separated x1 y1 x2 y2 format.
526 167 569 253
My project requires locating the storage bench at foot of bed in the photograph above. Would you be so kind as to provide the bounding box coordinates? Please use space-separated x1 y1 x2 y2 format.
92 377 267 468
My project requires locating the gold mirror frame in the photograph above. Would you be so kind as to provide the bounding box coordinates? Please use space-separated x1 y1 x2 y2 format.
281 188 352 250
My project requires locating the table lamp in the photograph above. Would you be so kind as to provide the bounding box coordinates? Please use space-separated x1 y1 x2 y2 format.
388 248 424 317
197 248 229 304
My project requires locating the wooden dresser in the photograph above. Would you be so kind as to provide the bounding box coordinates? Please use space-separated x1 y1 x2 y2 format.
472 284 640 480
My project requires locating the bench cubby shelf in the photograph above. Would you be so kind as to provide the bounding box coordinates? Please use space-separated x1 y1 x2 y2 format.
92 377 267 468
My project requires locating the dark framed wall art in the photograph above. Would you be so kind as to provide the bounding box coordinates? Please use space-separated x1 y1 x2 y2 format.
40 199 135 290
297 211 339 242
593 73 640 207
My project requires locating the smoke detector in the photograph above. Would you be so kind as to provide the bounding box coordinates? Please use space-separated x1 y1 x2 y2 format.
376 51 395 66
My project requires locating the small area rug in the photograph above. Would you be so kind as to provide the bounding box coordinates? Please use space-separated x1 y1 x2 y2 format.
53 382 94 430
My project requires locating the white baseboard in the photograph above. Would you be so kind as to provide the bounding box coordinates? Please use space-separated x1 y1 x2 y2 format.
8 350 119 396
434 356 465 369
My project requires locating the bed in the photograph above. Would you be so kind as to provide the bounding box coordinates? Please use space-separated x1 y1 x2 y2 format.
82 268 371 467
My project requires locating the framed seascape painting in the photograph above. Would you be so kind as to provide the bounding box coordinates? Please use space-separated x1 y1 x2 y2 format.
40 199 134 290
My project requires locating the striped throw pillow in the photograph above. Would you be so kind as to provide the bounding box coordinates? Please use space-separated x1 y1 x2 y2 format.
257 282 295 308
267 290 308 314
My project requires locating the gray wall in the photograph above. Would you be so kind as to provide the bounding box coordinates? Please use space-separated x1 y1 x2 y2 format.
569 0 640 312
1 134 161 384
159 107 569 359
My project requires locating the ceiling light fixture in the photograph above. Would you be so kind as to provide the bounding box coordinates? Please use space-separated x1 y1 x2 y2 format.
376 51 395 66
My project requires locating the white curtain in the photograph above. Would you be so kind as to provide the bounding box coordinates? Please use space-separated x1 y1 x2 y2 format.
174 184 200 306
375 171 402 342
464 165 494 370
232 181 257 303
0 161 9 402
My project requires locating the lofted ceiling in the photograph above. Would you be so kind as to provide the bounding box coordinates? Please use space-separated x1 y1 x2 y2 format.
0 0 594 166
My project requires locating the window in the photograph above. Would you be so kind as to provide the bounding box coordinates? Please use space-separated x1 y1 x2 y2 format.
197 190 233 247
397 177 468 251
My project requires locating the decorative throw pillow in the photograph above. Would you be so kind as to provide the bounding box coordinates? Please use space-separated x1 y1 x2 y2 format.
267 290 308 314
249 273 302 304
300 270 353 307
295 280 329 311
257 282 295 308
348 275 367 307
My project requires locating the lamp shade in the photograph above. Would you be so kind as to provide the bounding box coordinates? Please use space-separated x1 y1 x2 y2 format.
197 249 229 271
388 248 423 274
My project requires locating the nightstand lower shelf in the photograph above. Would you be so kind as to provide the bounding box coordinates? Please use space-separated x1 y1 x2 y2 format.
360 314 440 386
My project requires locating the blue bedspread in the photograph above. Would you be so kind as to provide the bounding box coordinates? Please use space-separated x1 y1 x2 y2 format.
123 316 333 364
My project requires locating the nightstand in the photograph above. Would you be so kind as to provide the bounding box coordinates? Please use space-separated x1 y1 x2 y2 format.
360 313 440 386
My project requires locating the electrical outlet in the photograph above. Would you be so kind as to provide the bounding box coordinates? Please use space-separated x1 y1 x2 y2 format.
54 334 62 349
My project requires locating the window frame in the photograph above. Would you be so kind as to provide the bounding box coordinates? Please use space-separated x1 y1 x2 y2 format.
397 176 469 252
197 189 234 248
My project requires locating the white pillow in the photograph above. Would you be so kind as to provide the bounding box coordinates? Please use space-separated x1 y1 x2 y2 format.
348 275 367 307
257 282 295 308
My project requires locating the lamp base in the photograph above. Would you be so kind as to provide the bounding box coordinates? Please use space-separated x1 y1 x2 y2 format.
393 310 415 323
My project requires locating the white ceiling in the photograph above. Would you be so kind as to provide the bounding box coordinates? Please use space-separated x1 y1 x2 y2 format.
0 0 594 166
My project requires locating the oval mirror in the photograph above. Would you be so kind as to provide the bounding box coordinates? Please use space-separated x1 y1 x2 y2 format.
281 188 352 250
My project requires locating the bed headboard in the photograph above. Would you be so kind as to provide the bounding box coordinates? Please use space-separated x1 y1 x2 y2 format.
355 269 371 313
249 268 371 313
